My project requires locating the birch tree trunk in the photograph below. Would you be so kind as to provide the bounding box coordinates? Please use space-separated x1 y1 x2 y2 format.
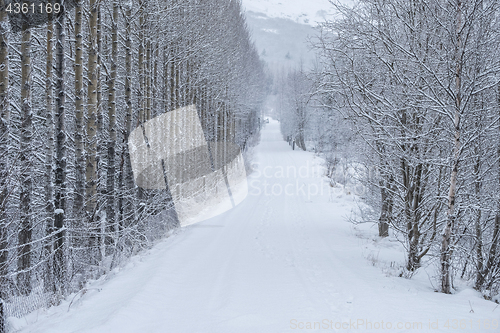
153 42 158 118
44 15 55 293
473 139 484 289
476 83 500 290
136 1 145 216
146 39 151 121
18 19 32 296
138 2 145 125
441 0 463 294
54 8 66 297
378 178 391 238
107 0 118 243
95 1 105 269
86 0 99 257
0 0 10 296
121 3 134 227
74 0 84 216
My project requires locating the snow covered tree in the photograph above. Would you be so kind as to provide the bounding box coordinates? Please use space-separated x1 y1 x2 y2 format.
278 66 312 151
106 0 118 244
0 0 266 320
311 0 500 296
43 12 55 294
86 0 99 257
17 16 33 296
0 0 9 300
74 0 84 221
53 5 67 296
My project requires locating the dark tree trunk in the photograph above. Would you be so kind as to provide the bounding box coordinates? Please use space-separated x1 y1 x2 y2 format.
18 19 32 296
0 0 10 297
107 0 118 243
378 182 390 238
54 9 66 296
44 15 55 294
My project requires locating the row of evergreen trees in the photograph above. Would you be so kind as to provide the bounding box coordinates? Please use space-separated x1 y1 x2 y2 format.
0 0 266 322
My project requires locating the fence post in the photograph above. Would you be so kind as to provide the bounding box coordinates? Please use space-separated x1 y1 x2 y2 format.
0 297 5 333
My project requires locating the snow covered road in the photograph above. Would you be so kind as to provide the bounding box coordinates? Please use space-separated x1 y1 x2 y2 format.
17 120 499 333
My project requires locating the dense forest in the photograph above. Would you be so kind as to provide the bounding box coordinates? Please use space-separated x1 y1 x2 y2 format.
278 0 500 299
0 0 266 325
4 0 500 329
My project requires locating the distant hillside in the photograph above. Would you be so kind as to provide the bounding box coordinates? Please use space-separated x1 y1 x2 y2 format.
241 0 337 26
241 0 354 70
245 11 318 70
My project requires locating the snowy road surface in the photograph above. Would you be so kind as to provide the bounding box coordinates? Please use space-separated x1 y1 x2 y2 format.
17 120 499 332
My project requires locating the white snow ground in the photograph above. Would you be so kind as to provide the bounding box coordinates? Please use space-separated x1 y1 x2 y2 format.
11 120 500 333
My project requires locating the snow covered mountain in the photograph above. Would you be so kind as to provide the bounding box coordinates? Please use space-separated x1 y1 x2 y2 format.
241 0 337 26
241 0 351 70
245 12 318 70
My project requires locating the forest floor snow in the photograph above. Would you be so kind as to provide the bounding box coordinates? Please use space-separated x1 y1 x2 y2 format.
12 120 500 332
